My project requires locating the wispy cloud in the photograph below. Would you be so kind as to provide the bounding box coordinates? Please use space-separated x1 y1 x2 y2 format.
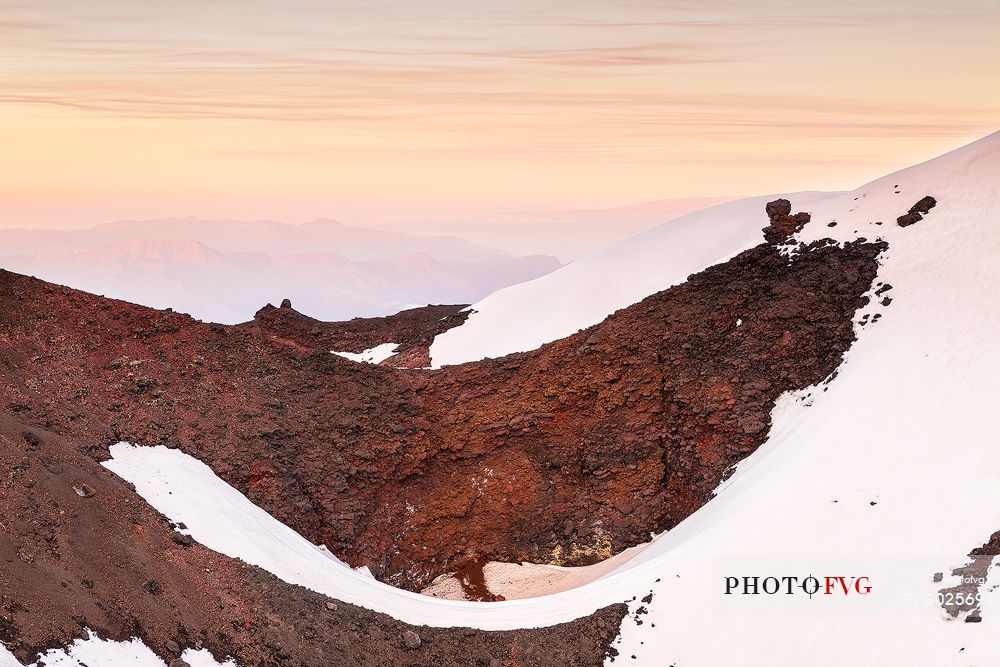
0 0 997 225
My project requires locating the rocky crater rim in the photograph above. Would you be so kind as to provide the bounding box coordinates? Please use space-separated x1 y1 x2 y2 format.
0 195 915 665
0 200 900 602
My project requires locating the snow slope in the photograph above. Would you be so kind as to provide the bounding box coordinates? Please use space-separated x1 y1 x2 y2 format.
102 132 1000 666
429 190 837 366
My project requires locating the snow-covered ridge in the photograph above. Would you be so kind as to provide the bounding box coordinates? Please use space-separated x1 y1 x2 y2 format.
430 133 1000 369
428 190 838 366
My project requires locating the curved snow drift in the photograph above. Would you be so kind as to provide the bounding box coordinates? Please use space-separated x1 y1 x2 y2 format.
103 442 638 630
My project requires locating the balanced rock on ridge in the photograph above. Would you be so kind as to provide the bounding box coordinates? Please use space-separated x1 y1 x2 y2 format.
763 199 812 244
765 198 792 221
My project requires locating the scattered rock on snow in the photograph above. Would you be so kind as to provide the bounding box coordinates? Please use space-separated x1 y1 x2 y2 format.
910 196 937 214
897 195 937 227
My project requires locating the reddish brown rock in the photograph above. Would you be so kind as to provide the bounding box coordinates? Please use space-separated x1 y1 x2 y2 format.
247 301 469 367
0 235 884 591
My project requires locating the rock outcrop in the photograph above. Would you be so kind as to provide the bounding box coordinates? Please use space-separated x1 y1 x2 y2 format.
762 198 812 244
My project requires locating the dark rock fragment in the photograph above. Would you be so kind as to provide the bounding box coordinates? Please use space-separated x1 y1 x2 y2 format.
23 431 40 449
172 532 195 547
73 484 95 498
897 195 937 227
765 198 792 221
401 629 422 649
910 196 937 214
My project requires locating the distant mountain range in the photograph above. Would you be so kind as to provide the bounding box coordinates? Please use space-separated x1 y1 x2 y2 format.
366 196 733 261
0 219 560 323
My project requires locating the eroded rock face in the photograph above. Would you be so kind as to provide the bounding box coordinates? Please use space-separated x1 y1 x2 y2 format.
369 238 884 587
0 226 885 592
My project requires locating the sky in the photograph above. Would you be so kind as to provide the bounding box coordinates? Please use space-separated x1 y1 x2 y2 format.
1 0 998 229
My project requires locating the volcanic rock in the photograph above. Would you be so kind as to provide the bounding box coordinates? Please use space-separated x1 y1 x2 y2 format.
765 198 792 221
401 629 422 649
897 195 937 227
763 199 812 244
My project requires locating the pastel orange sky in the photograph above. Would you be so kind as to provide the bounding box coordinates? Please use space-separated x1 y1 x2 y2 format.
2 0 998 228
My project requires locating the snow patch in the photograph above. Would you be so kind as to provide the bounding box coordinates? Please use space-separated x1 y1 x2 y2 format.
331 342 399 364
0 630 235 667
422 542 649 601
